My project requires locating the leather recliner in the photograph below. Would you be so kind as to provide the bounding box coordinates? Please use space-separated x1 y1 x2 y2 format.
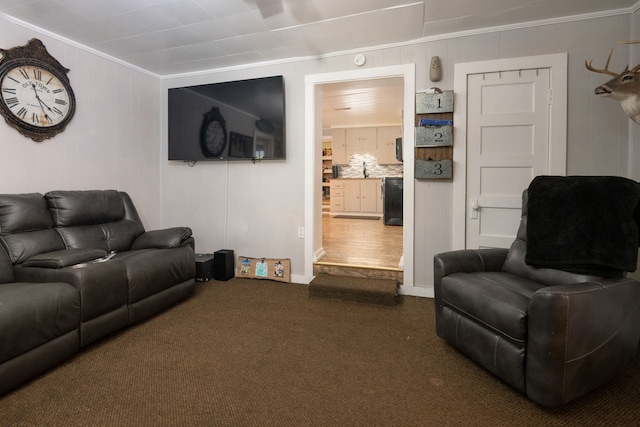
434 177 640 407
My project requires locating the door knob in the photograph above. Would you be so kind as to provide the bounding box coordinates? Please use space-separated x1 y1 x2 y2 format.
469 198 479 219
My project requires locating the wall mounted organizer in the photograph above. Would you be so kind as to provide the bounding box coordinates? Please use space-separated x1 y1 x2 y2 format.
414 90 454 180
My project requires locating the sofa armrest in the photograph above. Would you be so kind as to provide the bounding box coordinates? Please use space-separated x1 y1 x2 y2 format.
130 227 193 250
527 277 640 407
22 248 107 268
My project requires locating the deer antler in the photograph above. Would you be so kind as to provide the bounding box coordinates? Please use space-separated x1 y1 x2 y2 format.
619 41 640 73
585 48 618 76
586 41 640 125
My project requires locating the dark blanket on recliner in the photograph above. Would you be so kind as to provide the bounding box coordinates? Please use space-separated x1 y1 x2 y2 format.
525 175 640 276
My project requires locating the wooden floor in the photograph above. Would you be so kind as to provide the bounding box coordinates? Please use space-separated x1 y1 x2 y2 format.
314 214 403 282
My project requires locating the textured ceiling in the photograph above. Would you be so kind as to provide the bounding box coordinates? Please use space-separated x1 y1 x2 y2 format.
0 0 636 77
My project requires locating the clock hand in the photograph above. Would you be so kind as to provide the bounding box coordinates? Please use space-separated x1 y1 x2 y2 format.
30 83 54 123
30 83 58 115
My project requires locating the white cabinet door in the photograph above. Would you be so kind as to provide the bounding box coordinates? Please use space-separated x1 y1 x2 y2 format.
359 180 379 213
332 128 347 164
377 126 401 164
340 179 381 214
346 127 377 158
343 180 361 212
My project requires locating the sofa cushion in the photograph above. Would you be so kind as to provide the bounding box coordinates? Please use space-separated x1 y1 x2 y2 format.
0 193 64 264
0 247 13 284
440 271 547 345
55 221 144 252
115 247 195 304
46 190 125 226
503 239 603 287
45 190 145 252
0 281 80 363
0 193 52 233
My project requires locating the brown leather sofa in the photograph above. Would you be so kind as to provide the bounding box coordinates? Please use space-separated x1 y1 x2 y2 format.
0 190 195 396
434 176 640 407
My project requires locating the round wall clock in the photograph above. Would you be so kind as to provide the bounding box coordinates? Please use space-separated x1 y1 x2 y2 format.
0 39 76 142
200 106 227 157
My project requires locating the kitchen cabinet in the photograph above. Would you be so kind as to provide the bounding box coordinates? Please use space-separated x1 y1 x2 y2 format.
329 180 345 212
322 139 333 212
377 126 402 164
331 128 347 164
345 127 377 158
331 179 382 217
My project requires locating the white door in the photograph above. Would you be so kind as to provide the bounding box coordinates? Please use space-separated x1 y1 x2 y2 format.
466 68 552 249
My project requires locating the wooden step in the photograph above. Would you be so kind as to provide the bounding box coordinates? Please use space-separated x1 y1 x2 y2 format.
309 273 398 306
313 262 403 284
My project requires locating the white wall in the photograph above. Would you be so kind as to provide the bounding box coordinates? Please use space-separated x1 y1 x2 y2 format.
0 20 162 229
163 13 636 288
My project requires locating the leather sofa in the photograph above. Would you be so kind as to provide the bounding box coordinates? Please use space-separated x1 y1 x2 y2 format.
434 180 640 407
0 190 195 396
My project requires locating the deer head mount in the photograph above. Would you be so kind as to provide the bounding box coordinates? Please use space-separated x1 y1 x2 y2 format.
586 41 640 124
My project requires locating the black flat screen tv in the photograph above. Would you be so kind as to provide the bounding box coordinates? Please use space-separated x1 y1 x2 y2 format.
168 75 285 161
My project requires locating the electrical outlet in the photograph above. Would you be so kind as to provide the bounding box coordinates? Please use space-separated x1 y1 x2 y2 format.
297 227 305 239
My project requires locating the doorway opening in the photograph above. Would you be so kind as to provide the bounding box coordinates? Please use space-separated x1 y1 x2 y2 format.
304 64 416 289
317 77 404 280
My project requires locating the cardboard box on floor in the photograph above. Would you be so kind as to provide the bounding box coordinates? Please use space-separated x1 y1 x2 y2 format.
236 256 291 283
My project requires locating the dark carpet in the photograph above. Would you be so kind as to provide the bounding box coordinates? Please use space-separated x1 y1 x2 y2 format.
1 278 639 426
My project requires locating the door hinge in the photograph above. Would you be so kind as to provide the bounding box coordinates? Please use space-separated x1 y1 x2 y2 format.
547 88 553 104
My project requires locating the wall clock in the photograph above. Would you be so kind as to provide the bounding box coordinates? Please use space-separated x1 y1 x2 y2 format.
0 38 76 142
200 106 227 157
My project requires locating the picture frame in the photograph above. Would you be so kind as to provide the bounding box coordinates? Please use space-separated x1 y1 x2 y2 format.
253 130 274 159
229 131 253 158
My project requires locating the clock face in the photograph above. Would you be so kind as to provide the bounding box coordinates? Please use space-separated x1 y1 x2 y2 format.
200 107 227 157
0 61 74 130
205 121 225 155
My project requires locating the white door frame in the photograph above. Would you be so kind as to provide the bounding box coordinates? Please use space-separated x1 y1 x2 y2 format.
452 53 568 249
304 64 417 292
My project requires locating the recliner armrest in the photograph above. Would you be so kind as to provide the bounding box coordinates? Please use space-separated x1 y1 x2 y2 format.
130 227 193 250
434 248 508 279
527 277 640 407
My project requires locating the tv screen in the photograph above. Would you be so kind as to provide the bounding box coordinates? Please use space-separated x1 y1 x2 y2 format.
168 75 285 161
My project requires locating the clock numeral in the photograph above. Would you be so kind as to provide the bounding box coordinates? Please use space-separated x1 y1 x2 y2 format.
54 98 66 106
5 97 19 108
32 112 52 125
19 68 29 80
46 77 53 85
7 76 19 84
52 88 63 94
2 88 16 95
52 107 63 115
33 69 42 81
16 107 27 119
